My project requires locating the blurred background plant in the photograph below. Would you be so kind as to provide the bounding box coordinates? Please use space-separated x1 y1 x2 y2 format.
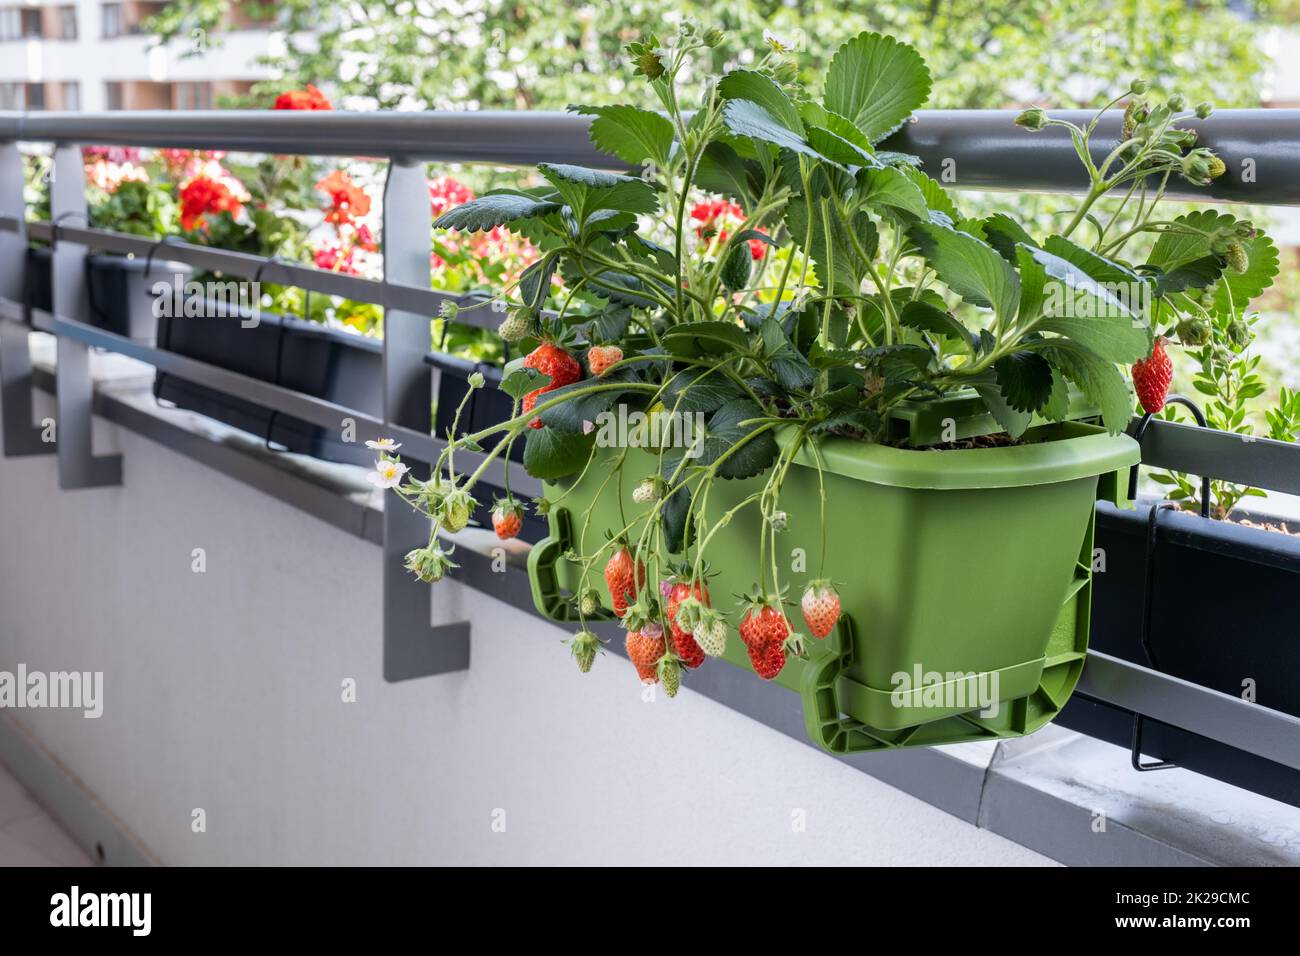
22 0 1300 514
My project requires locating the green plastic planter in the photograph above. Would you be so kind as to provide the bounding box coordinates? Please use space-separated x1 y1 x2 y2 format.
529 416 1139 753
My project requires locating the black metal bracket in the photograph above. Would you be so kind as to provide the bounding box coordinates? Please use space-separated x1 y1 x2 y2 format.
1127 396 1211 772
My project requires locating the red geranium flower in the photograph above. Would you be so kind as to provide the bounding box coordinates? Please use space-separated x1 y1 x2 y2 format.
429 176 474 218
314 243 357 274
273 85 332 110
316 169 371 227
689 198 767 259
179 175 243 232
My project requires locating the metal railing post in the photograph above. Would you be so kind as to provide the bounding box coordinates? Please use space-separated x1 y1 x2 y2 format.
0 140 53 456
49 142 121 488
380 158 470 680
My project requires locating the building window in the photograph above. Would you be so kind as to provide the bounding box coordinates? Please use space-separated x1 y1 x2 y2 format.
102 3 123 38
0 83 23 110
175 82 213 110
0 8 39 40
25 82 45 110
56 5 78 40
60 81 80 111
105 81 124 110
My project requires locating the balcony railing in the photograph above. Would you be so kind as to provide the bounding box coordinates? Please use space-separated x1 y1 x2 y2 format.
1 107 1298 807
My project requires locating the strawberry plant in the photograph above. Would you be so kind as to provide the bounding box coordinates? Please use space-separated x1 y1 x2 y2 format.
376 24 1276 696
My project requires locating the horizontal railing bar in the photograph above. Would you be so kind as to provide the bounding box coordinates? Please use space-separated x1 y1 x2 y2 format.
1 108 1296 203
11 217 502 331
1076 650 1300 772
1133 417 1300 496
0 110 614 167
51 315 542 496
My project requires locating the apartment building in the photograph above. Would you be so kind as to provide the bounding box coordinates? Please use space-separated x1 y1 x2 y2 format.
0 0 277 111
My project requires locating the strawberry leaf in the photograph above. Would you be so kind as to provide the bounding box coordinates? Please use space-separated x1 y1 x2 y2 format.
823 32 931 144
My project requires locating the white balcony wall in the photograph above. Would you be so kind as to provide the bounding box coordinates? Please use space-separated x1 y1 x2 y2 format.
0 393 1052 865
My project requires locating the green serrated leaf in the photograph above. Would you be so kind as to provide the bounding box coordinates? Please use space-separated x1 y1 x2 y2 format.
973 380 1033 438
661 367 743 414
823 31 932 143
902 167 960 222
694 141 763 209
518 253 557 311
662 320 751 358
1033 339 1132 435
858 165 929 219
1029 245 1150 363
570 104 674 171
722 99 837 167
982 214 1036 263
718 70 804 133
994 350 1054 413
537 162 660 221
699 398 778 480
523 426 596 480
909 222 1019 320
1151 255 1223 296
1148 211 1279 314
899 300 974 347
433 194 562 233
499 365 550 400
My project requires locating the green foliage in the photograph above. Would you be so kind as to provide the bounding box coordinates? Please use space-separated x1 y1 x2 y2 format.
146 1 1274 113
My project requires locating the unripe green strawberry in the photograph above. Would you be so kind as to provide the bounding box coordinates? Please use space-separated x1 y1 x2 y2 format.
498 309 532 343
566 629 600 674
439 488 475 532
657 654 681 698
1175 317 1211 348
1228 318 1253 348
631 476 665 504
693 607 728 657
1224 240 1249 274
579 588 601 616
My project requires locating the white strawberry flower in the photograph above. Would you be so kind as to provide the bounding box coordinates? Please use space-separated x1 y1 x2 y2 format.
366 438 402 451
368 459 409 489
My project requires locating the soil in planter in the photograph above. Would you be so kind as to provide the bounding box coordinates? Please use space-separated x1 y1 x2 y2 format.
901 432 1026 452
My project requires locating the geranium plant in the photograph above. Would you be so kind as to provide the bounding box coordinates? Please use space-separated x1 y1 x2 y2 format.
375 25 1275 695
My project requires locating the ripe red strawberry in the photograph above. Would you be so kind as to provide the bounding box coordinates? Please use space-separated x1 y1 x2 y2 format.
603 545 646 618
522 341 581 429
738 596 790 650
666 579 708 669
800 580 841 640
747 638 787 681
491 499 523 541
586 344 623 378
625 621 665 684
1133 337 1173 414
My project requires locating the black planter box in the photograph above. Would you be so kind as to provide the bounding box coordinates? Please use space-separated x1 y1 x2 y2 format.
23 246 191 341
154 302 382 468
1061 500 1300 807
87 255 192 341
155 308 545 541
24 246 52 322
425 352 523 463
